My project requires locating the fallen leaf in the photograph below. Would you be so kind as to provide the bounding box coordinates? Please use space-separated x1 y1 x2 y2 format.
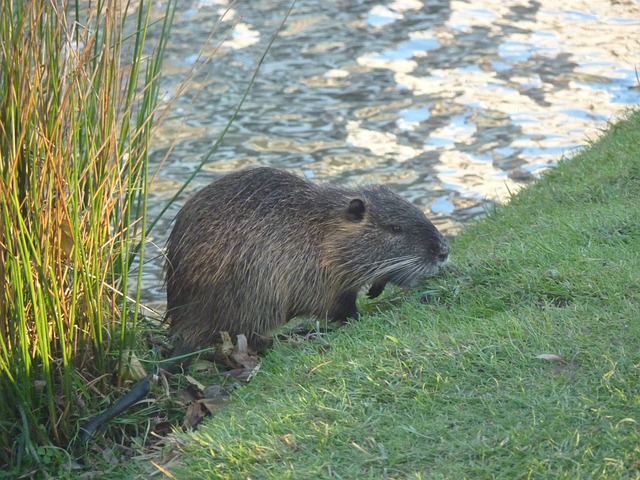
182 401 207 429
185 375 205 391
219 331 234 357
535 353 566 363
189 359 217 373
178 384 202 404
218 367 253 382
58 215 75 260
236 334 249 353
199 398 227 415
119 349 148 381
203 384 232 400
203 333 262 379
153 421 174 436
231 349 259 369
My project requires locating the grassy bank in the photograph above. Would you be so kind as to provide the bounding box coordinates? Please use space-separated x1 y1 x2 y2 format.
147 111 640 480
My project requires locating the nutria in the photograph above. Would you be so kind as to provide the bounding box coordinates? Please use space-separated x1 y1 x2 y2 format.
81 167 449 440
166 167 449 354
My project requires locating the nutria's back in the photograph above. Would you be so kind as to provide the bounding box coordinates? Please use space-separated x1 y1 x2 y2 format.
166 167 449 353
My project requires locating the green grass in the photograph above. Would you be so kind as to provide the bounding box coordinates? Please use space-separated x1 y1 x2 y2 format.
142 111 640 479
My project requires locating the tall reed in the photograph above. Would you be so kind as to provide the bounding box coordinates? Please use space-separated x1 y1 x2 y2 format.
0 0 175 469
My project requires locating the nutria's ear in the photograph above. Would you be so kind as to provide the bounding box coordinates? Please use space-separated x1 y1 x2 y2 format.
346 198 366 221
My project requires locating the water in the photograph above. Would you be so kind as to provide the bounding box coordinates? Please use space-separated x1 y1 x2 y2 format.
141 0 640 309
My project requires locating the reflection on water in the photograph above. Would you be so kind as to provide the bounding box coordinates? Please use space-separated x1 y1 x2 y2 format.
141 0 640 308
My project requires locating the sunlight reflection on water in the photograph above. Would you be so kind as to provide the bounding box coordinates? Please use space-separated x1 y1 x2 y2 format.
140 0 640 309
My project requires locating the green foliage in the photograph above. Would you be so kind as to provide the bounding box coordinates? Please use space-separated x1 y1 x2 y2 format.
0 0 175 470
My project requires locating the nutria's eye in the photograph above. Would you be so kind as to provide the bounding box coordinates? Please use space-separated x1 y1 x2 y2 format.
388 225 402 234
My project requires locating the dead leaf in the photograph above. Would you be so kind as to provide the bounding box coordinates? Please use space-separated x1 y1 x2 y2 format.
212 333 261 373
218 367 257 382
236 334 248 353
219 331 234 356
59 215 75 260
179 384 231 421
178 384 202 404
184 375 205 391
199 398 227 415
231 349 259 369
189 359 217 373
535 353 566 363
119 350 148 381
153 421 174 437
182 401 207 429
203 384 232 400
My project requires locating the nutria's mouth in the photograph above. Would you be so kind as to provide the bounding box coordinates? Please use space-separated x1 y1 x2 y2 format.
366 255 446 290
403 263 444 287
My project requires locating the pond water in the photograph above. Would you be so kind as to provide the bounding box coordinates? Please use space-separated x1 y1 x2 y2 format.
141 0 640 310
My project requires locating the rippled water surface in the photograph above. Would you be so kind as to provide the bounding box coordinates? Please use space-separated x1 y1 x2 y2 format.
141 0 640 308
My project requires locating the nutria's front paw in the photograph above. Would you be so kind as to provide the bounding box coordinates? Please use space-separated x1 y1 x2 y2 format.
367 281 387 299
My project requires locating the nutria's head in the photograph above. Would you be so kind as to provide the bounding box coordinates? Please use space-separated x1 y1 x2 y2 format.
329 184 449 289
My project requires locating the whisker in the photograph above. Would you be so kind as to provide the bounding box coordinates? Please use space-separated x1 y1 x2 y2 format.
360 256 426 286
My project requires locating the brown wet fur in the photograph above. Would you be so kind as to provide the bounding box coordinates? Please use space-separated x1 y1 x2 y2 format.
166 167 449 354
